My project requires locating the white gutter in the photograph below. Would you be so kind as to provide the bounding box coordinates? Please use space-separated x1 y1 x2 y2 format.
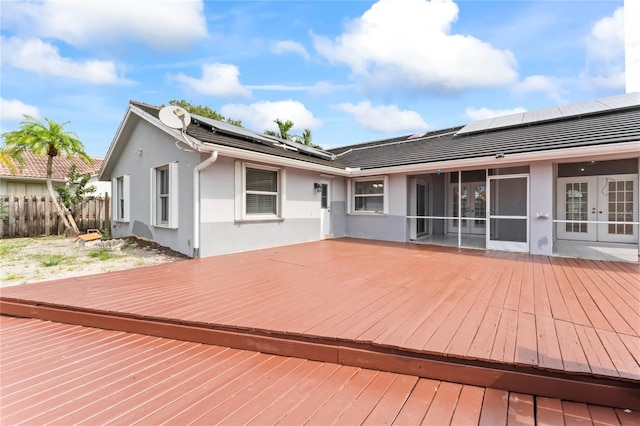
193 151 218 258
200 143 351 176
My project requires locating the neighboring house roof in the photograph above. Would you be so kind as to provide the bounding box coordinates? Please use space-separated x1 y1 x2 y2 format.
331 93 640 170
0 151 103 180
131 101 347 170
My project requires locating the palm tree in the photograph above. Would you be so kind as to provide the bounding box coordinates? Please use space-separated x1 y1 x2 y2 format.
265 119 295 140
296 129 323 149
265 120 323 150
2 115 91 233
0 145 25 175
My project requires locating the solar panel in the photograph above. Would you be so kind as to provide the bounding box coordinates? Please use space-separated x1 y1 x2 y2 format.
521 107 562 124
456 92 639 136
489 112 524 128
191 113 334 160
456 118 493 134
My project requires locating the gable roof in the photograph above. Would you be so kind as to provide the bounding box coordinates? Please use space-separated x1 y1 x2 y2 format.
0 150 103 180
331 93 640 171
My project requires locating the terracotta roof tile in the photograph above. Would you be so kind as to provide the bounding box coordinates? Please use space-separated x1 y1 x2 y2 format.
0 151 103 180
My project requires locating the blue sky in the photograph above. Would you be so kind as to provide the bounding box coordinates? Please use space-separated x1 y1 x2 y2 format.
0 0 626 157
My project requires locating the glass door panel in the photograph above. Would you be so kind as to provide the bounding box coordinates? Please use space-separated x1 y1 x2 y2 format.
556 177 596 241
448 184 470 233
470 184 486 234
597 176 637 243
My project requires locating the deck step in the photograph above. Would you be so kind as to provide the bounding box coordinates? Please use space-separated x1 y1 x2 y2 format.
2 298 638 411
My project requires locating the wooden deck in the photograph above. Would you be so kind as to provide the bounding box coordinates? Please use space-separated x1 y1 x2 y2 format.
1 238 639 411
3 316 639 425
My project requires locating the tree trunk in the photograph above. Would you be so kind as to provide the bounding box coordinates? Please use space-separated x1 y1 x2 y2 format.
45 154 73 232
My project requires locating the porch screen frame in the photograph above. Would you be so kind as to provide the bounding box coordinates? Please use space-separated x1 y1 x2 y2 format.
486 173 530 252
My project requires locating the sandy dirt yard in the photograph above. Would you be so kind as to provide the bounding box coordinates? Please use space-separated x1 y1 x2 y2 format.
1 236 188 287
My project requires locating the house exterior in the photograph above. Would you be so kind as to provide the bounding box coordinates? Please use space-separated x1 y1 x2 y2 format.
99 93 640 260
0 151 107 197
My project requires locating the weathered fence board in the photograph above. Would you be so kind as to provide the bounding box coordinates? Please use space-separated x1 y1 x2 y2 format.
0 195 110 238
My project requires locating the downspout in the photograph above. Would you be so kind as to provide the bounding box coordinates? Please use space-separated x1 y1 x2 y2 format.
193 151 218 258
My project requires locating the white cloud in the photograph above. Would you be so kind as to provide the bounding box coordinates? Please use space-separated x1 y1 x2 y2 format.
582 7 625 90
581 72 626 90
270 40 310 61
220 100 321 132
308 81 350 95
513 75 565 103
2 0 207 50
246 84 312 92
0 36 121 84
586 7 624 63
0 98 40 121
174 63 252 99
465 106 526 121
312 0 517 92
334 101 428 133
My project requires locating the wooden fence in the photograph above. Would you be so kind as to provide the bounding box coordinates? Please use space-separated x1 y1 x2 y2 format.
0 195 110 238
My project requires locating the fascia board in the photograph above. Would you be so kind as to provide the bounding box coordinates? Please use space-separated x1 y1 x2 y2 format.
0 176 66 183
98 106 135 181
98 105 188 181
201 143 350 176
347 140 640 177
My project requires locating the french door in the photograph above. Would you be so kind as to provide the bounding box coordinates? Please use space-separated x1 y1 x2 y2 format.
557 175 637 243
448 182 486 235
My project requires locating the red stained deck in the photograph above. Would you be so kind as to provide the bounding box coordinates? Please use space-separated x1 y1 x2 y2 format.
3 316 639 425
1 238 639 411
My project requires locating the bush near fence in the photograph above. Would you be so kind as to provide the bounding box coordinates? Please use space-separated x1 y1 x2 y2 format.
0 195 110 238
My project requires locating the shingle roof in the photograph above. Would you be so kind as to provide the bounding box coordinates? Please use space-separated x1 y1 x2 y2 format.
131 101 346 170
332 106 640 170
0 150 103 180
130 94 639 174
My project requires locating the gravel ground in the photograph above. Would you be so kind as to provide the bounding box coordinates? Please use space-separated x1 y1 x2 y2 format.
1 236 188 287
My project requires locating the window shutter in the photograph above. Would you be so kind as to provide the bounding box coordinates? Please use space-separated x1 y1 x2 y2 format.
280 169 286 218
168 162 179 228
122 175 130 222
234 161 242 221
150 168 156 226
111 178 117 220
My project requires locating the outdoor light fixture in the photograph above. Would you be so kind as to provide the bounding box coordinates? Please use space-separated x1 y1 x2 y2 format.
314 182 322 192
135 148 143 156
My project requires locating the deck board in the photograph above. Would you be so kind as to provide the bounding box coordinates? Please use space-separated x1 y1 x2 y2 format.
1 238 639 412
1 316 637 425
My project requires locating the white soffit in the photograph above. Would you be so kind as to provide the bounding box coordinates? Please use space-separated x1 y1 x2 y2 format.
457 92 640 136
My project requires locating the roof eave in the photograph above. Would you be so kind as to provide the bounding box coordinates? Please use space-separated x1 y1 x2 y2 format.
200 142 350 176
348 140 640 176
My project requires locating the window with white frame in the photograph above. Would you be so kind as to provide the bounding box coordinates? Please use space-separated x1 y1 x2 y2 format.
235 162 284 220
112 175 130 222
351 176 388 214
151 162 178 228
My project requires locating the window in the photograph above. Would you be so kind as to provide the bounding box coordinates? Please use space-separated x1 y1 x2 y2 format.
151 162 178 228
350 176 388 214
112 175 129 222
235 162 284 220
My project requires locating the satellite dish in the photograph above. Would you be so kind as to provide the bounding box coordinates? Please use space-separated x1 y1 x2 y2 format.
159 106 191 129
